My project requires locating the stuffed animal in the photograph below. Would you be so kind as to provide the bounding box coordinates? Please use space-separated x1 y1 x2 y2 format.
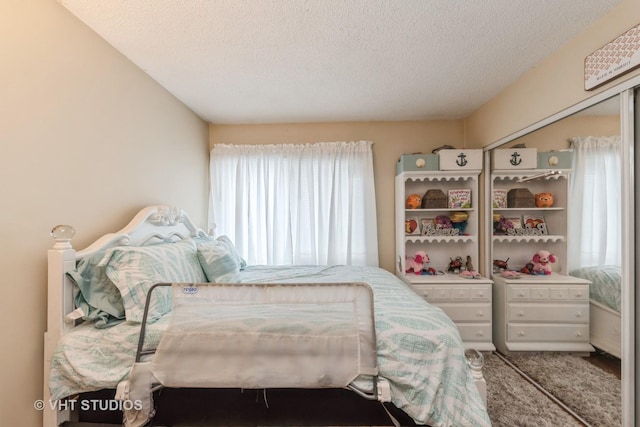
406 251 429 274
405 194 422 209
535 192 554 208
531 250 556 275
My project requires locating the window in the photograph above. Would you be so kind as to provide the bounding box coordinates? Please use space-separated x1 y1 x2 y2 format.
209 141 378 266
568 135 622 269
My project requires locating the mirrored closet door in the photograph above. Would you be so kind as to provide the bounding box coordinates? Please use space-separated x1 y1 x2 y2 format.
485 94 628 426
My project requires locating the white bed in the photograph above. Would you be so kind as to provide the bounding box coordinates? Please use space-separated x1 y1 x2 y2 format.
570 265 622 358
43 205 490 427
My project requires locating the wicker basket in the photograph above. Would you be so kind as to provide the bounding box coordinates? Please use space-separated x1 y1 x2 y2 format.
422 189 447 209
507 188 535 208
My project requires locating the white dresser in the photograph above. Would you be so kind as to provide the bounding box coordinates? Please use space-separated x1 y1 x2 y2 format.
412 278 493 351
492 273 594 354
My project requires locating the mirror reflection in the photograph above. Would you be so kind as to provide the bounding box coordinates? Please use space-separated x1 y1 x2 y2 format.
489 95 622 426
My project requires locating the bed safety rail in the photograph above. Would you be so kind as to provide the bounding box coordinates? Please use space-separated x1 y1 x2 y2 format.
116 282 394 427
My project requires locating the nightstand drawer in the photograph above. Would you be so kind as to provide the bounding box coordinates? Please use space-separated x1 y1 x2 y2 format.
508 324 590 342
413 286 452 301
439 303 491 322
510 285 564 301
457 324 492 342
508 286 531 301
507 304 588 323
569 287 589 301
507 284 590 302
413 285 491 302
451 286 491 301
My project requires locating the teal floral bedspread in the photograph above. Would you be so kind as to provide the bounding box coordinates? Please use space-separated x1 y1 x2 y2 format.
49 265 490 426
570 265 621 312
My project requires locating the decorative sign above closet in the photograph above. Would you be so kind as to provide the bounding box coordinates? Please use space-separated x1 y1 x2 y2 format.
584 22 640 90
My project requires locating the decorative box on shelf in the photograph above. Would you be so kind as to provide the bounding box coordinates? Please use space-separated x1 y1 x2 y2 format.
506 188 535 208
422 189 447 209
492 148 537 169
396 154 439 174
438 149 483 171
537 151 573 169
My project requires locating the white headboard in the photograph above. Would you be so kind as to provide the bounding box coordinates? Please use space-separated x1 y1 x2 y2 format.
43 205 207 426
75 205 207 260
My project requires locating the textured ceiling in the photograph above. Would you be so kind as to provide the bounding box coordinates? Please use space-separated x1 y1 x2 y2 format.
58 0 622 124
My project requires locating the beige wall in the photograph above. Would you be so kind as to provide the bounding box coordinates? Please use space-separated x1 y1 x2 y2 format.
0 1 209 426
210 121 464 272
465 0 640 148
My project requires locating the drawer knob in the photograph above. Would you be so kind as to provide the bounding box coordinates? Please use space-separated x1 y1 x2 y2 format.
575 331 582 337
476 310 484 318
518 292 525 297
517 311 525 317
476 331 484 337
575 311 582 318
518 330 525 337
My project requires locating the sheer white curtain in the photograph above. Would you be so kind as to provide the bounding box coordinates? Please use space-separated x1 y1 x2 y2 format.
568 135 621 270
209 141 379 267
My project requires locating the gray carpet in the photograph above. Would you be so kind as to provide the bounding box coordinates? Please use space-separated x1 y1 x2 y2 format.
500 352 621 427
483 353 583 426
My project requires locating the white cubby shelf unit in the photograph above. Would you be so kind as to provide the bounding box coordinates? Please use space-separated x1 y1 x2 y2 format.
490 170 572 274
396 170 483 284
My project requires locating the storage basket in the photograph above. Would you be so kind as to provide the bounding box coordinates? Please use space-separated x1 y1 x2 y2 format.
507 188 535 208
422 189 447 209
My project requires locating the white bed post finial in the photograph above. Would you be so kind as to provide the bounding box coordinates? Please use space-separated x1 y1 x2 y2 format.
464 348 487 407
50 225 76 249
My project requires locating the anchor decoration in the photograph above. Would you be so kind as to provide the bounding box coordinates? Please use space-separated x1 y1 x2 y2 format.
456 152 468 167
509 151 522 166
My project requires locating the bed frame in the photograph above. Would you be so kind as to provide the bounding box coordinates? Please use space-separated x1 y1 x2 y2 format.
43 205 487 426
590 300 622 359
43 206 207 426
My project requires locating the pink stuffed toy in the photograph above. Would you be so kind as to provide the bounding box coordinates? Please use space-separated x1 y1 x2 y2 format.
532 250 556 275
406 251 429 274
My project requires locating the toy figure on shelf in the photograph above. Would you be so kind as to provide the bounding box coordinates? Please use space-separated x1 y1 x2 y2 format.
465 255 474 272
531 250 556 275
448 256 463 274
460 255 482 279
493 258 510 273
406 251 429 274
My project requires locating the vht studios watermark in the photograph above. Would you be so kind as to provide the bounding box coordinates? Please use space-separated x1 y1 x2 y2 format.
34 399 143 411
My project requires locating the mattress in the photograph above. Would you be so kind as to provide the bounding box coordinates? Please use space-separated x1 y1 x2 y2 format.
49 265 490 426
570 265 621 312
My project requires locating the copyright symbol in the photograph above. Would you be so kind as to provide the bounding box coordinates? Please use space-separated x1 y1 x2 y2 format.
34 400 45 411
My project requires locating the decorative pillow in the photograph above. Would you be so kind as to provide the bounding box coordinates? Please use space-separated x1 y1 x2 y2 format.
66 251 125 328
196 236 245 282
100 239 207 323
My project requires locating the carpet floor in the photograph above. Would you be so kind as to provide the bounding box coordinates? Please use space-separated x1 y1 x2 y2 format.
483 352 583 427
498 351 622 427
